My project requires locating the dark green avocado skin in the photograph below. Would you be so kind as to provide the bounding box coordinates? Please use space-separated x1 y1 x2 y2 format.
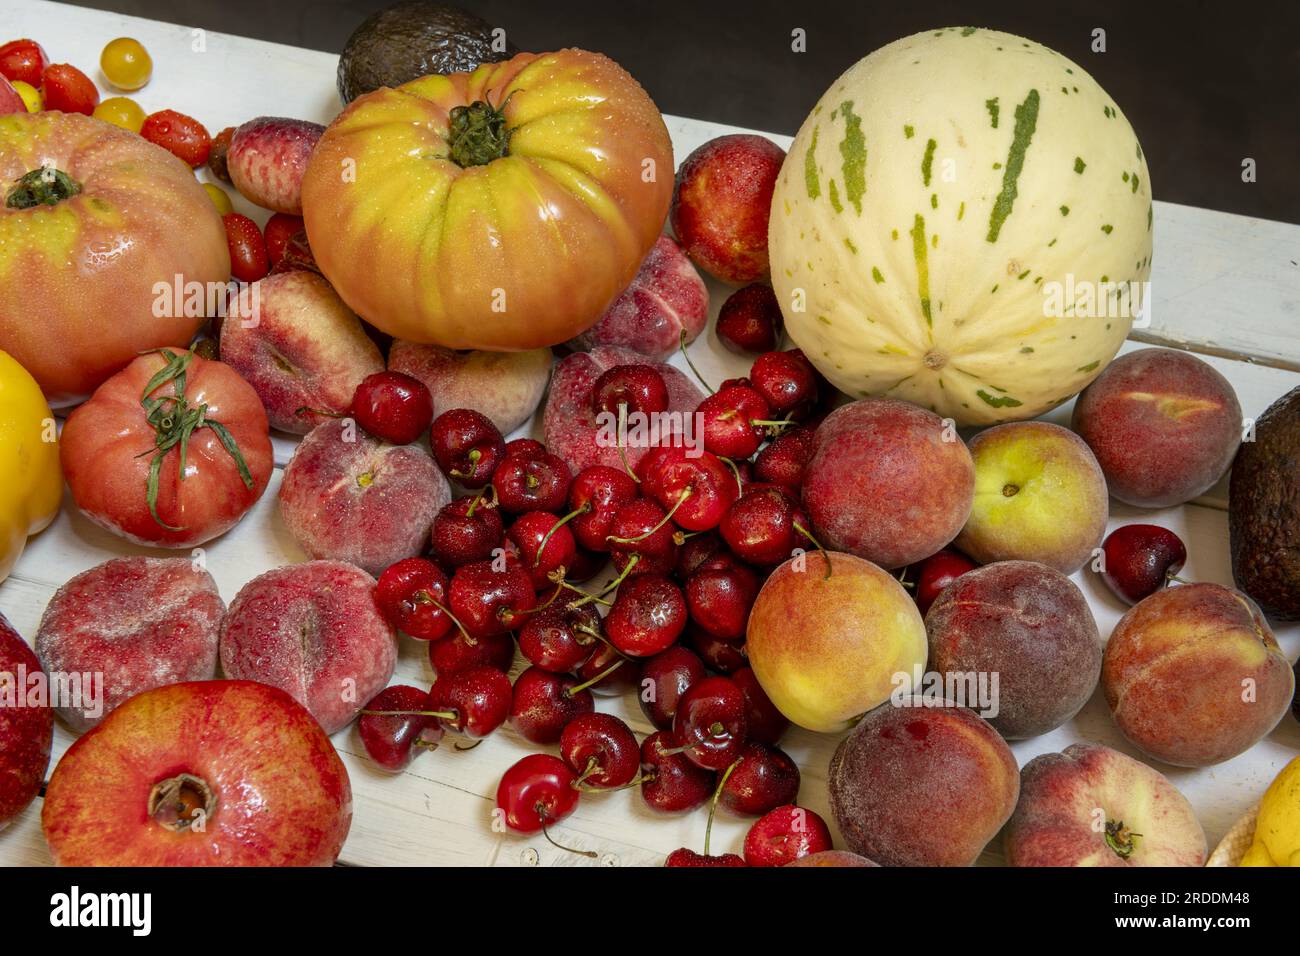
338 1 518 104
1229 384 1300 621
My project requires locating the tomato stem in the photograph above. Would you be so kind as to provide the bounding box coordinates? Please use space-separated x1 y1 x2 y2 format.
6 167 82 209
447 91 517 168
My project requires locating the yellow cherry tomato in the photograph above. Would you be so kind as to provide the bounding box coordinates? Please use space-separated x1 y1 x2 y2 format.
10 80 41 112
0 349 62 585
93 95 146 133
202 182 233 215
100 37 152 92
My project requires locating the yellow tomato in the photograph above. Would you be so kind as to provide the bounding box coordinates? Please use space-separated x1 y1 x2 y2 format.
100 37 152 92
0 349 62 584
10 80 40 112
93 95 146 133
202 182 233 215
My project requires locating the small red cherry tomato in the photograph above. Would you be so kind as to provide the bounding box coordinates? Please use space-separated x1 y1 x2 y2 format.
41 63 98 115
0 39 49 88
223 213 269 283
140 109 212 167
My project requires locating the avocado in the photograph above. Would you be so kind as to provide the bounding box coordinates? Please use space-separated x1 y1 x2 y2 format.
1229 384 1300 620
337 1 517 104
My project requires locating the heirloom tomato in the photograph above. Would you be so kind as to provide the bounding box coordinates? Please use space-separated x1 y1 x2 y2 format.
302 49 673 351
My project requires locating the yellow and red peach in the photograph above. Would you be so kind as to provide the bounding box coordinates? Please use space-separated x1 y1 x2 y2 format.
1073 348 1242 507
801 399 975 570
1005 742 1207 866
1102 583 1294 767
745 551 927 733
956 421 1108 574
828 703 1019 866
926 560 1102 739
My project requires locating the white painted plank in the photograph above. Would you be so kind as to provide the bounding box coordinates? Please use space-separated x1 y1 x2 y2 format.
0 0 1297 868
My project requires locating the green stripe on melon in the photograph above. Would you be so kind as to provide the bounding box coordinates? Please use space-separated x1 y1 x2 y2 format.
768 26 1153 426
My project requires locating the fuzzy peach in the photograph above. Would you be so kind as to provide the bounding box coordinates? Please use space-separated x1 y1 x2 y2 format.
746 551 928 733
926 561 1102 739
568 234 709 361
801 399 974 569
1005 742 1207 866
221 271 384 434
1073 348 1242 507
0 612 52 829
227 116 324 215
388 341 551 436
828 703 1019 866
35 557 224 733
1102 583 1294 767
219 561 396 734
279 418 450 575
955 421 1108 574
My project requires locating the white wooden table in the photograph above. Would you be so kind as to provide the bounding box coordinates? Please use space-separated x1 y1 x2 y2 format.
1 0 1297 867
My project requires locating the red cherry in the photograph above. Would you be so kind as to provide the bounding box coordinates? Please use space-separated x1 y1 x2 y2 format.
428 666 512 738
640 447 739 532
376 557 454 641
509 666 595 744
753 426 814 489
673 530 726 579
673 675 748 770
743 805 833 866
351 371 434 444
640 730 715 814
430 494 504 568
914 548 979 614
496 753 579 833
639 645 707 731
506 511 578 590
428 629 514 679
590 364 669 418
716 284 783 353
568 466 639 552
719 742 800 816
750 349 819 419
430 409 505 487
607 498 679 577
685 560 759 641
358 685 443 771
574 642 639 697
493 451 572 514
604 574 687 657
1099 524 1188 605
448 561 537 638
698 385 771 459
505 437 547 459
688 625 748 674
731 666 788 745
720 485 809 566
517 604 601 673
665 848 748 867
565 546 606 584
559 712 640 788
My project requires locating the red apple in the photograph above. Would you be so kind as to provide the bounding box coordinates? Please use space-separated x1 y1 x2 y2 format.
0 613 52 829
41 680 352 865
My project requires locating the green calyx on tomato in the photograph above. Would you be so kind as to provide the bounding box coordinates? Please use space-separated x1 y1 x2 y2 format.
6 167 83 209
447 91 517 168
140 348 254 530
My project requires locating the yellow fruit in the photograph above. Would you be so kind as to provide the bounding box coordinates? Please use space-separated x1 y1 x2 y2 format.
1240 756 1300 866
0 349 62 584
100 37 152 92
92 95 146 133
202 183 233 215
11 80 41 112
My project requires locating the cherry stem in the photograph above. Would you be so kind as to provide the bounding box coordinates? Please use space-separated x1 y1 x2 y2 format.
703 758 744 857
535 507 585 566
426 597 472 640
573 756 601 788
450 448 482 481
568 554 639 609
793 520 832 579
679 328 714 395
1167 573 1192 587
608 488 690 545
565 657 626 697
573 622 612 648
465 485 494 518
360 708 457 720
576 773 652 794
538 811 598 859
720 456 745 497
616 402 639 483
454 739 482 751
750 419 793 430
558 580 610 605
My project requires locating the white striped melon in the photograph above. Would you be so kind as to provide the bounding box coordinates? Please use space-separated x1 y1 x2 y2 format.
769 27 1153 425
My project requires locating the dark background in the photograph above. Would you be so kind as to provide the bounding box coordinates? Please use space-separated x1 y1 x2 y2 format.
75 0 1300 223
